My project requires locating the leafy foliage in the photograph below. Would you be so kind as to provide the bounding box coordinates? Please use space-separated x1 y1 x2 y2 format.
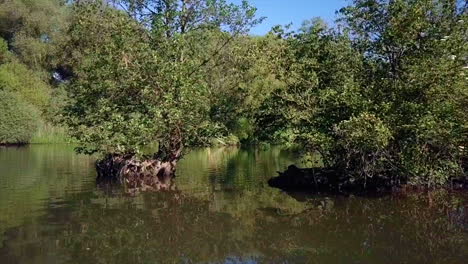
272 19 367 165
0 90 40 144
0 61 51 112
204 33 288 143
0 1 70 145
277 0 468 186
0 37 9 63
62 1 261 158
0 0 69 71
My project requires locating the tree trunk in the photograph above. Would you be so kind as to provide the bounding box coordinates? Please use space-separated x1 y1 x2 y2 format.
96 154 178 192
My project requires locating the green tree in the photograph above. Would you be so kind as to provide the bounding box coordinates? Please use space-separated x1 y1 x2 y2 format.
339 0 468 186
205 33 288 144
278 1 467 188
62 0 261 189
0 0 69 72
276 18 367 166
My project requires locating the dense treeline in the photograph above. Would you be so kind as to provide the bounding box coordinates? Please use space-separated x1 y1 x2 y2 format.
273 1 468 188
0 0 70 144
0 0 466 189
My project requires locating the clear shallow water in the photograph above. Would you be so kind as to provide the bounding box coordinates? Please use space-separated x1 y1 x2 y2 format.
0 145 467 264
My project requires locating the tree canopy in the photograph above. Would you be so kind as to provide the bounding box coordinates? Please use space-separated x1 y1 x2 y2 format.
62 0 262 159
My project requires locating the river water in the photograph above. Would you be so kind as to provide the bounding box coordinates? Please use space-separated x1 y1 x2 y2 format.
0 145 467 264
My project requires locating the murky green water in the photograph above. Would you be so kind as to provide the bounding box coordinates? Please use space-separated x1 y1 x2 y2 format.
0 145 467 264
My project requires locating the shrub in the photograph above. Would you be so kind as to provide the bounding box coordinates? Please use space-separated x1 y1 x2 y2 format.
0 37 8 63
334 113 393 179
0 62 51 113
335 113 392 154
0 38 7 53
0 90 40 144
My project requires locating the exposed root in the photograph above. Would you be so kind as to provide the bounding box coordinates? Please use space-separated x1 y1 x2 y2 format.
96 154 177 192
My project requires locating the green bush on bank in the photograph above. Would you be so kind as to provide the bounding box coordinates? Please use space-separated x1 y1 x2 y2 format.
0 38 9 63
0 61 51 113
0 40 70 145
0 90 40 144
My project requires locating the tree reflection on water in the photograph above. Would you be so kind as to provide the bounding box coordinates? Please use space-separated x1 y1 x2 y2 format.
0 146 467 264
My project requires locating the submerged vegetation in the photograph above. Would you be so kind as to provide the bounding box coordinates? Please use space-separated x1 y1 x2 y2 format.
0 0 466 191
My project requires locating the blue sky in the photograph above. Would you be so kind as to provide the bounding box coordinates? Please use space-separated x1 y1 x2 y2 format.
231 0 349 35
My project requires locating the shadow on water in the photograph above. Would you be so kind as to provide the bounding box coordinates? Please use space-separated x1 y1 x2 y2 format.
0 145 467 263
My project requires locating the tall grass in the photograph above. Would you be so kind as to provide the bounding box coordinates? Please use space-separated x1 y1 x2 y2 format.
30 123 75 144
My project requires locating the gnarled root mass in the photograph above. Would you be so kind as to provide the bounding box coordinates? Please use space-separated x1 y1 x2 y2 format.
96 154 177 192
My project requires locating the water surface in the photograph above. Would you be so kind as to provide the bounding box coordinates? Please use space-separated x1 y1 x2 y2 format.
0 145 467 263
